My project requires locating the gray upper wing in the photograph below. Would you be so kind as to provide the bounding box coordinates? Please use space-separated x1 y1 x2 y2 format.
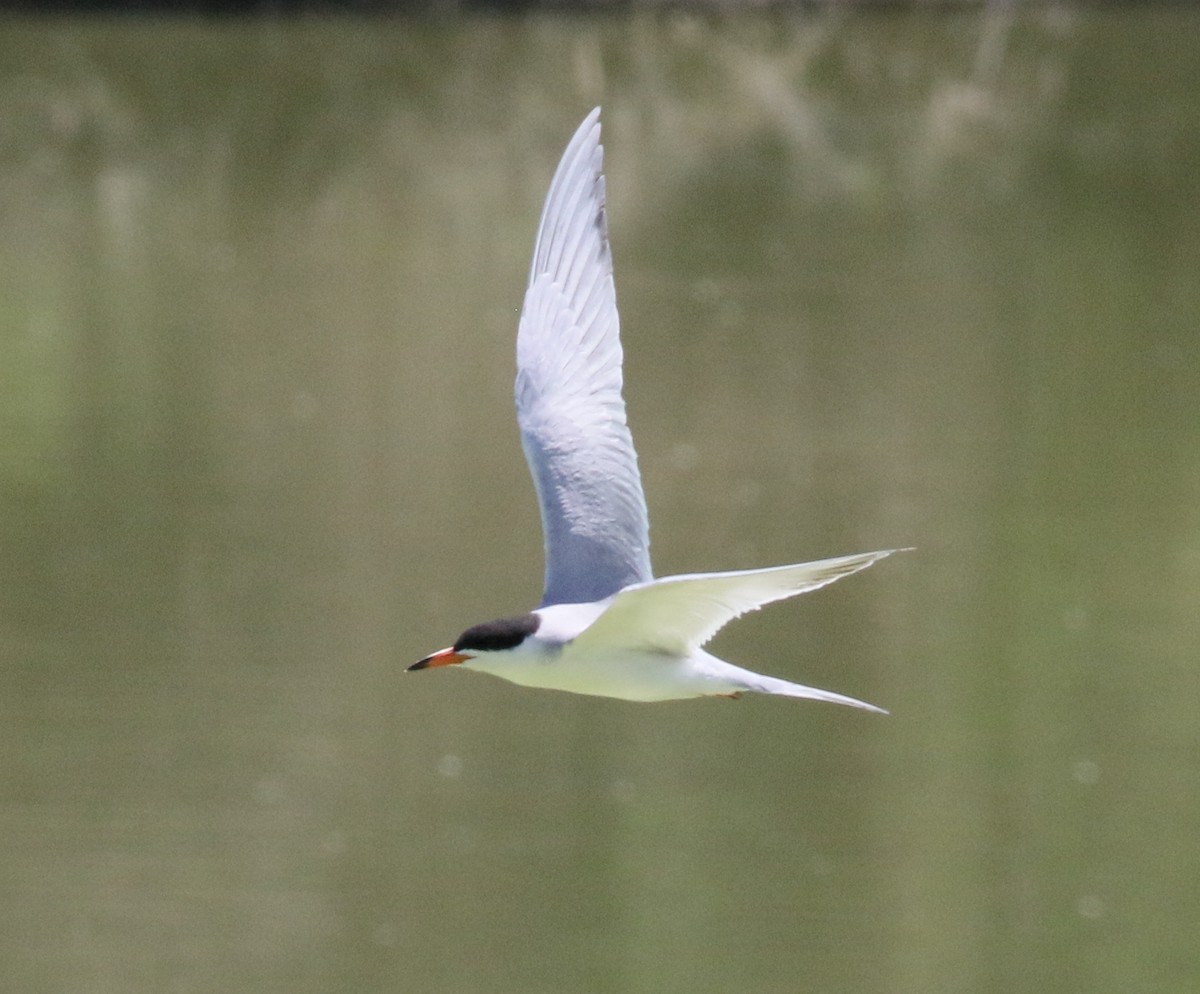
516 108 652 607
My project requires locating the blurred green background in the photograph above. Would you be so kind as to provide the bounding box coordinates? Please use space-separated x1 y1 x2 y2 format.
2 9 1199 993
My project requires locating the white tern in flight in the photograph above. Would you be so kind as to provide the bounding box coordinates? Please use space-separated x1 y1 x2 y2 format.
411 108 905 710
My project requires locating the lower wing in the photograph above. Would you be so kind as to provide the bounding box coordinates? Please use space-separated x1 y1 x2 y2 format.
571 549 908 654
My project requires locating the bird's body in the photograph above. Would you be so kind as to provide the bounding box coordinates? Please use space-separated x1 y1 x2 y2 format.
411 108 905 710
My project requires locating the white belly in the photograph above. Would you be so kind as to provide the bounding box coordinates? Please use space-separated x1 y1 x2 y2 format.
465 647 737 702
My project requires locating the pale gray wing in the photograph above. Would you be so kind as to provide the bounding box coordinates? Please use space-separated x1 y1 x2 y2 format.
572 550 907 654
516 108 652 607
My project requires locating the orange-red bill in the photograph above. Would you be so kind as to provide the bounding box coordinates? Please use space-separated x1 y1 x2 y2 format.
408 647 469 671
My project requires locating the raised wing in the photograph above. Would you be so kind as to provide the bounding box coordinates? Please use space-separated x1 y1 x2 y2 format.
516 108 652 607
571 550 906 654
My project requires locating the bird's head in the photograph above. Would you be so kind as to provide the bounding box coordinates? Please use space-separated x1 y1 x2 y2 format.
409 613 541 671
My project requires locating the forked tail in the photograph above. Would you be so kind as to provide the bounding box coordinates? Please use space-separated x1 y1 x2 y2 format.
736 671 888 714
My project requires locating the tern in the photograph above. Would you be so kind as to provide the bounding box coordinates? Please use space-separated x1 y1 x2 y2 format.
411 108 904 710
